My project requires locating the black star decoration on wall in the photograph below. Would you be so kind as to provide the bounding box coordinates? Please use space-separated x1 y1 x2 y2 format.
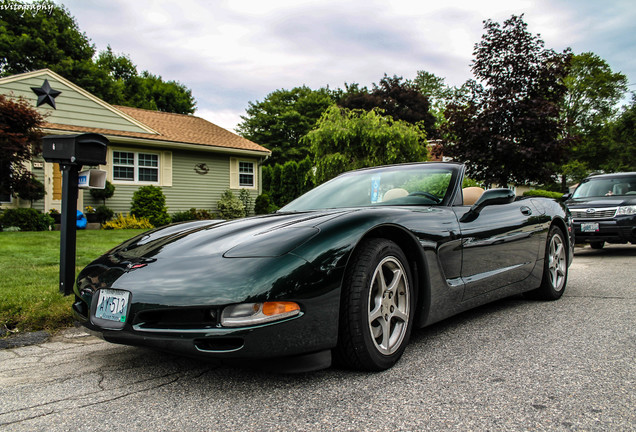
31 79 62 109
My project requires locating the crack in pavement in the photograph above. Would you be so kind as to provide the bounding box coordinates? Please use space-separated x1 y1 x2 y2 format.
0 368 214 427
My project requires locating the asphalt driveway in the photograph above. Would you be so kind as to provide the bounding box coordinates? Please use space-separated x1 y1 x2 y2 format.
1 244 634 431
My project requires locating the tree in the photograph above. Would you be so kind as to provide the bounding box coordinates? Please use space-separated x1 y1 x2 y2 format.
297 155 315 195
13 176 45 207
413 70 471 143
124 70 195 114
563 52 628 134
339 75 437 138
414 71 453 104
1 1 196 114
559 52 628 177
280 160 299 206
599 95 636 172
304 106 427 184
0 94 44 201
442 15 571 186
0 0 94 76
261 156 315 208
270 164 283 205
237 86 335 165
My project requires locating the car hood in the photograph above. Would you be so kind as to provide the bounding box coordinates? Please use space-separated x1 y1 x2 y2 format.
566 196 636 208
109 210 347 261
79 211 354 305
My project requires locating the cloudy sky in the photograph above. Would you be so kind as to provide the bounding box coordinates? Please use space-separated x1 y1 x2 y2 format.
52 0 636 132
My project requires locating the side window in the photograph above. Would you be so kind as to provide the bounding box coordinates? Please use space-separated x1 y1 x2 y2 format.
230 158 257 190
239 161 254 187
113 151 135 181
112 150 160 184
138 153 159 182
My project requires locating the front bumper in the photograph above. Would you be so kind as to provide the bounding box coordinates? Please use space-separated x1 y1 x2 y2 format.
73 288 340 361
73 252 344 363
572 215 636 244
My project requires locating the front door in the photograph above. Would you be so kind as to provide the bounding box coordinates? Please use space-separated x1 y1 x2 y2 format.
453 201 544 300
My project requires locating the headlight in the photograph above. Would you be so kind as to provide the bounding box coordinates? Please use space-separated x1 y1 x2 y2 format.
617 205 636 215
220 301 301 327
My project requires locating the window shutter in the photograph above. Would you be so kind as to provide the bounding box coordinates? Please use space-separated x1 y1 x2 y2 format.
102 149 113 182
161 151 172 186
229 158 238 189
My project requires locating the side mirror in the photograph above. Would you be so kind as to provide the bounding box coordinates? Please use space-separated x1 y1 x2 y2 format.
460 188 516 222
560 192 572 202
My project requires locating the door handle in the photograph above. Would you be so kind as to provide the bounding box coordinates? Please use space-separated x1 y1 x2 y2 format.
520 206 532 216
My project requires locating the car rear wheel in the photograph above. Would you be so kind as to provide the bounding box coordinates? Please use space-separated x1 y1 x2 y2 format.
335 238 415 371
524 226 568 300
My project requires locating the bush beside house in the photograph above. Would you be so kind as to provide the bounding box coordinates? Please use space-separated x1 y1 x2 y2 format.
130 185 171 227
0 208 53 231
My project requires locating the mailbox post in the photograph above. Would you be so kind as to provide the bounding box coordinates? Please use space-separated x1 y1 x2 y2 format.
42 133 109 295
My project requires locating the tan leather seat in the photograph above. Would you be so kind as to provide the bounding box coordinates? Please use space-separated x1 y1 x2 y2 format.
382 188 409 201
462 187 485 205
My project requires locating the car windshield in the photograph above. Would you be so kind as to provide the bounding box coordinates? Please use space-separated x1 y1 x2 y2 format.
281 164 457 212
572 175 636 198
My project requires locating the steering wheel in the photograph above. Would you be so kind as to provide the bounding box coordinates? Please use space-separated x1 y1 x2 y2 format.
408 191 441 203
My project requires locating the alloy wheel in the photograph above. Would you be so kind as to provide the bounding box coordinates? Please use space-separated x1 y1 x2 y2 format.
367 256 410 355
548 233 566 292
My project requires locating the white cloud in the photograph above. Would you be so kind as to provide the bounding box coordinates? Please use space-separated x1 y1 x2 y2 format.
56 0 636 131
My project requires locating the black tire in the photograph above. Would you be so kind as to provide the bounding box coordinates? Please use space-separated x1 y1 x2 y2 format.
334 238 415 371
524 226 568 300
590 241 605 250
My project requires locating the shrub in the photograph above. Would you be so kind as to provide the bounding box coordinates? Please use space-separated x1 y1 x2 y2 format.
462 177 483 188
238 189 253 215
14 176 45 206
217 190 245 219
95 205 114 224
171 208 215 223
192 208 214 220
0 208 53 231
102 214 154 230
130 185 170 227
523 189 565 199
48 208 61 223
170 209 196 223
89 180 115 205
254 193 278 215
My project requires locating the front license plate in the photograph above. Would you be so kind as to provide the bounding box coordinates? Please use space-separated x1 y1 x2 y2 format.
95 289 130 323
581 222 600 233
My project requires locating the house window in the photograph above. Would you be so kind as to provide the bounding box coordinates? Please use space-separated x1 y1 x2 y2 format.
138 153 159 182
239 161 254 187
113 151 159 183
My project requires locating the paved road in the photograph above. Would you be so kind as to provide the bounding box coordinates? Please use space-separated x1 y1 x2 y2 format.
1 245 634 431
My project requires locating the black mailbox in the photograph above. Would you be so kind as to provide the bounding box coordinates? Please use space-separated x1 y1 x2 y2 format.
41 133 110 296
42 133 108 166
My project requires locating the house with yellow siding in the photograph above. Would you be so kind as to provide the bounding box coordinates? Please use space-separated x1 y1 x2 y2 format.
0 69 270 216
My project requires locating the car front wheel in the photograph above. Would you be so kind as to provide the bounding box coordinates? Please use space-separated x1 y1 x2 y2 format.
335 238 415 371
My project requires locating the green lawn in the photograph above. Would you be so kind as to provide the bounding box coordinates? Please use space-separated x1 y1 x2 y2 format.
0 229 147 335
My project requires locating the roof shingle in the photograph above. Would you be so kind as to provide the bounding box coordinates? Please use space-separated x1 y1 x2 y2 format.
45 105 270 154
